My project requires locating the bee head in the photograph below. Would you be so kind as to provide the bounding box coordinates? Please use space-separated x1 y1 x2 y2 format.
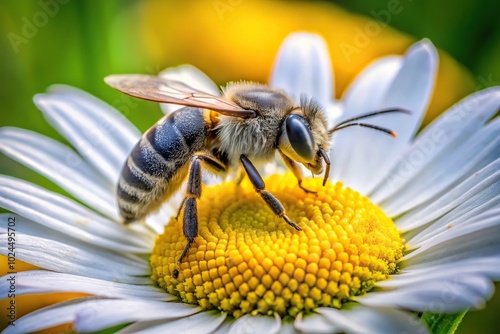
278 98 331 186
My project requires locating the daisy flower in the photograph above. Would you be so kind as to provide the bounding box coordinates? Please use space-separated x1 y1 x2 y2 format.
1 32 499 334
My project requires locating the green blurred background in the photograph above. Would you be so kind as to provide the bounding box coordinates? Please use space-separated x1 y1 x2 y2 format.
0 1 499 333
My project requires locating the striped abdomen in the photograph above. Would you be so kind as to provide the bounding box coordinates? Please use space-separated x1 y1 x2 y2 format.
117 107 208 223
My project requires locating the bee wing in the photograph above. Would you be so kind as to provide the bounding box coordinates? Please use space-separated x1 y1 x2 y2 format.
105 74 256 118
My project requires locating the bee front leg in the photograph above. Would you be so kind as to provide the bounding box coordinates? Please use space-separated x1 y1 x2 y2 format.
234 167 246 186
279 152 317 194
240 154 302 231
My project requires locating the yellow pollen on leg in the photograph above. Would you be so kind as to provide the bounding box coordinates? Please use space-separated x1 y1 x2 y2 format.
150 173 403 318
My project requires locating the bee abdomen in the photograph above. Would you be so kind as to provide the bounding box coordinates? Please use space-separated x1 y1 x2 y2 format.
117 107 208 223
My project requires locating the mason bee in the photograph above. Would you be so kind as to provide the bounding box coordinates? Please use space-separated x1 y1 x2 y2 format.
105 74 406 265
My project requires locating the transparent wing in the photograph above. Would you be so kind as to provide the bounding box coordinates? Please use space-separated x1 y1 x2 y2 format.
105 74 256 118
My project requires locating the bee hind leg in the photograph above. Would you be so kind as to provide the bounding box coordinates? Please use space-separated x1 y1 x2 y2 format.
177 154 227 265
240 154 301 231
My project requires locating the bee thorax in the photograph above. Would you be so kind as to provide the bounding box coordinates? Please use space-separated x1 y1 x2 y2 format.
216 115 279 162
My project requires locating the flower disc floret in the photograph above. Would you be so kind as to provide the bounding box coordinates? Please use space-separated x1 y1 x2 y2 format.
151 173 403 318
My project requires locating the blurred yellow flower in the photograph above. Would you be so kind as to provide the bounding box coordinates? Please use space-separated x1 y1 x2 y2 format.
138 0 475 124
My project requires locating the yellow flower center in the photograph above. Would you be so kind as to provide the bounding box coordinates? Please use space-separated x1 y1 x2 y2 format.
150 173 403 318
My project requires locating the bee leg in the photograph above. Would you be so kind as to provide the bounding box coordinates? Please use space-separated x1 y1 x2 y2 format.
240 154 302 231
177 154 227 264
177 158 201 264
178 196 197 264
175 197 187 220
234 167 246 186
279 152 316 194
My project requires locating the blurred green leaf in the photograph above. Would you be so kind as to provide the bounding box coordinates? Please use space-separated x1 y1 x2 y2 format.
422 312 467 334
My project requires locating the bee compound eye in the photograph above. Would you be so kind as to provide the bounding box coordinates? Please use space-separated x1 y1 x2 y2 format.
285 115 315 162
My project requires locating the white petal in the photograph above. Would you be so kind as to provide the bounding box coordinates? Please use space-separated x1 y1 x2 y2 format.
379 257 500 288
317 305 428 334
0 176 154 252
159 64 221 114
116 310 226 334
270 32 333 109
34 85 141 184
407 195 500 247
279 322 300 334
0 216 150 283
334 40 438 195
342 56 403 117
378 40 437 134
381 118 500 215
326 100 344 129
144 189 184 233
0 235 150 285
228 314 281 334
372 86 500 203
294 313 341 333
0 127 117 218
404 190 499 246
74 299 201 332
0 270 172 301
395 158 500 231
380 259 500 313
210 319 234 334
357 275 493 312
1 297 97 334
403 210 500 268
330 56 402 184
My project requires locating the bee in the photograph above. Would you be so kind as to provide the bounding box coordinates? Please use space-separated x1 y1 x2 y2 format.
105 74 406 265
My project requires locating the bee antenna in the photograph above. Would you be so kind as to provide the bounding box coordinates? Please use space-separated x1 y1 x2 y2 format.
329 123 397 137
333 108 411 128
328 108 410 137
